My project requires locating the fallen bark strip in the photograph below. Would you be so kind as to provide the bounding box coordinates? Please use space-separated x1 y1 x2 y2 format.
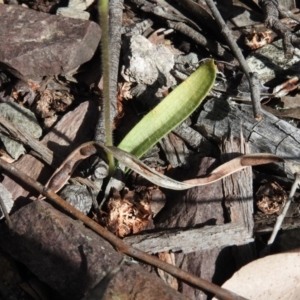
254 214 300 233
1 101 98 201
0 114 56 166
124 138 254 258
124 222 253 254
0 158 247 300
154 137 254 299
220 136 256 268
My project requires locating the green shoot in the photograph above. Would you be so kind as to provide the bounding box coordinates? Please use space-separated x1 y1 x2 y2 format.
118 59 216 158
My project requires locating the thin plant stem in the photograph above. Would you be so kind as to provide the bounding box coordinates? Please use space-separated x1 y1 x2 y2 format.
99 0 115 175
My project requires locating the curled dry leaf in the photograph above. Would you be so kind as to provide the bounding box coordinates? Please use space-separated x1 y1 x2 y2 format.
42 141 285 196
119 82 133 100
213 252 300 300
256 181 287 215
272 76 299 98
0 148 15 163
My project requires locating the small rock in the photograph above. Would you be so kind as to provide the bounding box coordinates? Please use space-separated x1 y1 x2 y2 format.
56 7 90 20
121 34 176 95
174 52 200 75
59 184 92 214
0 4 101 80
247 33 300 83
0 102 42 159
69 0 87 10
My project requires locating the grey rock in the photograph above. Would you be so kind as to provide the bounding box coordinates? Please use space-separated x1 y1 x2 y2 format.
174 52 200 75
247 32 300 83
0 102 42 159
69 0 87 10
59 184 92 214
121 34 176 89
0 4 101 80
0 135 25 160
56 7 90 20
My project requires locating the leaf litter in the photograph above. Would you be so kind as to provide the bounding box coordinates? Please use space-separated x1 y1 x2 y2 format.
1 1 300 299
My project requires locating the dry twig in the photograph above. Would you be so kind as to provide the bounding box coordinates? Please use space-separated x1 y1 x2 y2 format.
259 0 300 59
205 0 263 121
261 173 300 255
0 158 247 300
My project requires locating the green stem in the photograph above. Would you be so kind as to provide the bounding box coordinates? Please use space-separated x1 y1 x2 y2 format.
99 0 115 174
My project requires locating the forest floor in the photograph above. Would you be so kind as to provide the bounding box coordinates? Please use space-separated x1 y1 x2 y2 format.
1 0 300 299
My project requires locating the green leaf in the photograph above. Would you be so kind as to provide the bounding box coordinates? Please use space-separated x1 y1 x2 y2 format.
117 59 217 158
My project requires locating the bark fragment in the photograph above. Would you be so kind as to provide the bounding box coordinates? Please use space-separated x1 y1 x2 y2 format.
0 200 188 300
1 101 98 201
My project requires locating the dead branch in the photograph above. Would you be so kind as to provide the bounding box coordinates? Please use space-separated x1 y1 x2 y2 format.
124 222 253 254
205 0 263 121
166 21 235 63
259 0 300 58
0 158 247 300
265 172 300 250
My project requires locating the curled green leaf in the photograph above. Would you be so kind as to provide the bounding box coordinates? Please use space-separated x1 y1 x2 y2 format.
117 59 217 158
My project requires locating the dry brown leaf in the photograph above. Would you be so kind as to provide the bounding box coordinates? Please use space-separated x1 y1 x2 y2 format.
43 142 285 195
213 252 300 300
147 28 168 45
35 89 74 119
0 148 15 163
273 76 299 98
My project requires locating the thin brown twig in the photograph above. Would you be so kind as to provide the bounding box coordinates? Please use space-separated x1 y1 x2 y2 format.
0 158 247 300
261 173 300 256
259 0 300 59
204 0 263 121
269 173 300 242
166 20 236 63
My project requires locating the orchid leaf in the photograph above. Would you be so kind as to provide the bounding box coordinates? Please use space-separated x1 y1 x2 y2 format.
117 59 217 158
